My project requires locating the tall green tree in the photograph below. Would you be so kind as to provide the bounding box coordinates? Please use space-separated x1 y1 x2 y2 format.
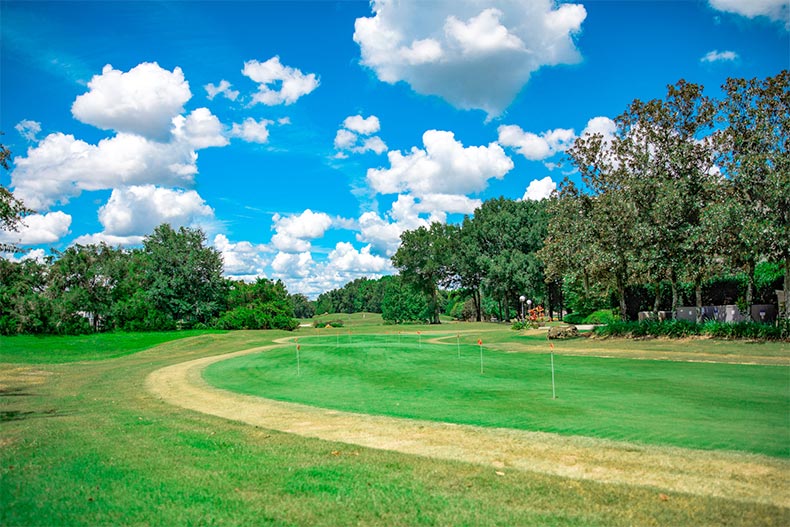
718 71 790 318
48 244 120 331
142 224 227 328
466 197 548 321
380 275 431 324
391 222 454 324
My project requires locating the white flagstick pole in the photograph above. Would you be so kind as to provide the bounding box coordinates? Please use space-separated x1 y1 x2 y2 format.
456 333 460 359
418 331 422 349
478 338 483 374
550 342 556 399
296 339 301 376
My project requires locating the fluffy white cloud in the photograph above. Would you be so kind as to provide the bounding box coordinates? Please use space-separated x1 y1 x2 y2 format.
11 132 200 210
204 79 240 101
270 209 333 252
272 209 333 239
327 242 392 272
230 118 273 143
343 115 381 135
0 211 71 245
334 114 387 156
359 136 388 155
581 116 617 142
522 176 556 201
334 128 357 150
367 130 513 196
242 56 319 106
355 193 461 255
96 185 214 236
709 0 789 28
213 234 269 280
1 248 48 264
71 63 191 139
270 233 311 253
15 120 41 142
701 50 739 62
271 251 313 277
354 0 586 117
497 124 575 160
445 8 524 55
171 108 229 149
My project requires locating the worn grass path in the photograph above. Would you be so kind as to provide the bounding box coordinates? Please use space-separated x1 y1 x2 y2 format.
146 337 790 508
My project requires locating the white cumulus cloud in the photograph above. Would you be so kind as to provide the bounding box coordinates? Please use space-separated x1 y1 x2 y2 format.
701 50 739 62
270 209 333 252
354 0 586 117
343 115 381 135
1 248 48 264
15 120 41 142
709 0 789 28
271 251 313 278
204 79 240 101
367 130 513 197
522 176 557 201
334 114 387 156
171 108 229 149
10 132 200 211
0 211 71 246
230 118 273 143
71 62 191 140
213 234 269 280
327 242 392 273
242 56 319 106
96 185 214 237
497 124 576 160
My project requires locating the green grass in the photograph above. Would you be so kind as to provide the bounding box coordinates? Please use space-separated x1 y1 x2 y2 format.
0 330 226 363
2 329 788 525
205 334 790 457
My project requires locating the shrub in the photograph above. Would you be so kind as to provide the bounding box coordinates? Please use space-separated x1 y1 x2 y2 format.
583 309 619 325
563 312 585 324
593 319 786 340
313 319 344 328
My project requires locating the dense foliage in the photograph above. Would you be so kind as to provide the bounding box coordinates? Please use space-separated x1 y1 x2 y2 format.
541 72 788 322
314 276 389 315
0 224 299 335
388 72 787 326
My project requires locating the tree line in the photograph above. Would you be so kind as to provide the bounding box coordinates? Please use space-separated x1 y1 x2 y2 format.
1 224 302 334
388 72 788 324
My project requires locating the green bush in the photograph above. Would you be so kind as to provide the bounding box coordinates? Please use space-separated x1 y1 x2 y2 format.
594 319 786 340
583 309 619 325
563 312 585 324
313 319 344 328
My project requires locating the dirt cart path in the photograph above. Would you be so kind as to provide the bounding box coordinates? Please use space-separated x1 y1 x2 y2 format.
146 342 789 507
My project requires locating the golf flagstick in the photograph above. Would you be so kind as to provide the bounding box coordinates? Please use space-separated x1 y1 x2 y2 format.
550 341 556 399
478 338 483 374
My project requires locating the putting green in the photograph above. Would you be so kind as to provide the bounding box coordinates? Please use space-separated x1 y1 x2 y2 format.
204 333 790 457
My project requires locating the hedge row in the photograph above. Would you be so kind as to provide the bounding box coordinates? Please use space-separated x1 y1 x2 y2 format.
593 319 789 340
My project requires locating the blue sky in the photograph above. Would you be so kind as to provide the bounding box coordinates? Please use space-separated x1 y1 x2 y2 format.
1 0 788 297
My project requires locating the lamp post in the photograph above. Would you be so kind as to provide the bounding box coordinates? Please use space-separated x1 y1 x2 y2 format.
519 295 526 321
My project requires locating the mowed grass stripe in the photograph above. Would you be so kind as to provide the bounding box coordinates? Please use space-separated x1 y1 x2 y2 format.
204 335 790 457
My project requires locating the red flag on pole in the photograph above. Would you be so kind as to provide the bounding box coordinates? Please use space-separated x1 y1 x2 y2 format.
477 338 482 345
549 342 554 350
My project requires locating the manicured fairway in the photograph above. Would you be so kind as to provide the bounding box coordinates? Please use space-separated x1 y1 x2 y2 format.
204 334 790 457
